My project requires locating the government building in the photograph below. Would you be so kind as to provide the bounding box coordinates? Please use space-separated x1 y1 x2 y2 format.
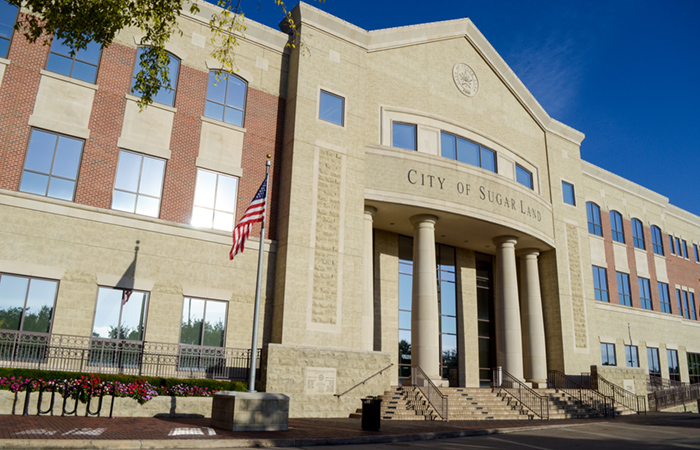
0 1 698 418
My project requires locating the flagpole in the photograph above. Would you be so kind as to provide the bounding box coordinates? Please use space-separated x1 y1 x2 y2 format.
247 157 271 393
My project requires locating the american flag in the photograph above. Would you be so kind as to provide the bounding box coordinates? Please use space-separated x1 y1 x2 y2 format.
230 175 268 259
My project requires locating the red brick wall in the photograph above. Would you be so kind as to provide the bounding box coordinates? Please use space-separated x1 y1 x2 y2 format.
0 31 285 240
0 20 48 191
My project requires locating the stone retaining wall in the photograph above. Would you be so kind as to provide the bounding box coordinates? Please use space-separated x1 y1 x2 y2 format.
0 390 213 417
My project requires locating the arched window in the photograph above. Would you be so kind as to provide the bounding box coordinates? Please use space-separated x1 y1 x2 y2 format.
205 71 247 127
586 202 602 236
0 1 19 59
131 47 180 107
631 218 645 250
651 225 664 255
46 38 102 83
610 210 625 243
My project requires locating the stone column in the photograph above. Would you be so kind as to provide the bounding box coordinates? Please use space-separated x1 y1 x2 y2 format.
493 236 524 381
361 206 377 352
519 249 547 387
410 214 441 381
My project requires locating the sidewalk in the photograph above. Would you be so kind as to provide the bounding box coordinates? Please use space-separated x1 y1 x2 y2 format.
0 414 610 449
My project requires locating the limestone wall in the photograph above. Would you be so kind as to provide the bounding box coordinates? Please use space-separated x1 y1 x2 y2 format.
264 343 393 418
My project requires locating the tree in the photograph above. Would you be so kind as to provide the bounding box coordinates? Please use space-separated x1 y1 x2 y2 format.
9 0 309 108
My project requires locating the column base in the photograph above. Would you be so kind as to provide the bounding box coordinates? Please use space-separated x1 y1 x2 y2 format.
528 380 547 389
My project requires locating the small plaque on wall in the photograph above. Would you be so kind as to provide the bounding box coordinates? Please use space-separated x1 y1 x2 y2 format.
305 367 337 395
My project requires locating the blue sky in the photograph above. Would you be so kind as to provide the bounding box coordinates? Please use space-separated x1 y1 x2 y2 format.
235 0 700 217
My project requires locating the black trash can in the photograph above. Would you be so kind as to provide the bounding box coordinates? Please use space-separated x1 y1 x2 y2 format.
361 396 381 431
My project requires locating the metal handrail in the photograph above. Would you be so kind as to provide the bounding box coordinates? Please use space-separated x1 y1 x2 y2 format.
548 370 613 417
648 383 700 411
411 365 448 421
647 374 684 392
492 367 549 420
334 363 394 398
593 373 646 414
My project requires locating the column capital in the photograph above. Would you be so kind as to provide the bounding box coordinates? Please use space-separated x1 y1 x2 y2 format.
409 214 438 227
492 235 518 247
517 248 540 258
364 205 377 217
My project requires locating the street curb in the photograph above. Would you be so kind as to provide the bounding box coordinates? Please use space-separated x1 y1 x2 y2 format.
0 422 590 449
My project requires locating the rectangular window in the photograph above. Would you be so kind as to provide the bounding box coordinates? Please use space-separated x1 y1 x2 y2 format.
46 38 101 84
131 48 180 107
439 132 496 172
20 129 83 201
680 290 691 319
694 244 699 262
392 122 416 151
668 349 680 382
398 235 413 383
669 235 676 255
592 266 609 302
89 287 148 368
515 164 533 190
638 277 652 310
625 345 639 368
319 90 344 126
676 237 682 257
0 274 57 334
0 1 19 59
205 71 247 127
688 353 700 384
180 298 227 347
601 342 616 366
682 240 689 258
191 169 238 232
616 272 631 306
648 347 661 377
562 181 575 205
689 292 697 321
676 289 685 318
658 282 671 314
111 150 166 218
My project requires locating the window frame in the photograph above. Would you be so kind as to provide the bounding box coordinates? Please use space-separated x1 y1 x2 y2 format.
625 345 639 368
0 1 19 59
392 122 417 151
0 273 58 334
586 202 603 236
616 272 631 306
694 244 699 263
46 37 102 84
592 266 609 302
204 71 247 127
669 235 676 255
90 287 149 342
648 347 661 377
515 164 533 190
111 149 166 218
682 240 689 259
561 181 575 206
651 226 664 255
191 168 239 232
631 218 645 250
19 128 84 202
601 342 616 366
668 349 680 382
179 297 228 348
638 277 652 310
131 47 181 107
439 131 497 173
658 282 671 314
610 210 625 243
318 90 345 126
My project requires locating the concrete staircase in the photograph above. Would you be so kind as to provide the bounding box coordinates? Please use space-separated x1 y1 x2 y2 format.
355 386 613 421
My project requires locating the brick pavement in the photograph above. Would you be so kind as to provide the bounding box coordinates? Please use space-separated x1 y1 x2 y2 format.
0 413 697 448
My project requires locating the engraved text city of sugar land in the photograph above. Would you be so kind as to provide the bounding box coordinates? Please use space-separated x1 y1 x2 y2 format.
407 169 543 222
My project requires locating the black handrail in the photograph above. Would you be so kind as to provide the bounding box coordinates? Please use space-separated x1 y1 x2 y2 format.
548 370 613 417
492 367 549 420
593 373 646 414
648 383 700 411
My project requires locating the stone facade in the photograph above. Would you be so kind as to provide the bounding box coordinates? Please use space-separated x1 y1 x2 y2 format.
0 1 699 419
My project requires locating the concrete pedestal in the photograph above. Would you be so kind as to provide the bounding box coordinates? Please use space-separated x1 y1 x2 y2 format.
210 392 289 431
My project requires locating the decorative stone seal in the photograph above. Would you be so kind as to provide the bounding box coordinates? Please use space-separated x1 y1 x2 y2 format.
452 63 479 97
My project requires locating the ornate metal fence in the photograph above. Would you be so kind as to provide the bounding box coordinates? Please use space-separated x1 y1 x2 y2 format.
0 330 260 380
